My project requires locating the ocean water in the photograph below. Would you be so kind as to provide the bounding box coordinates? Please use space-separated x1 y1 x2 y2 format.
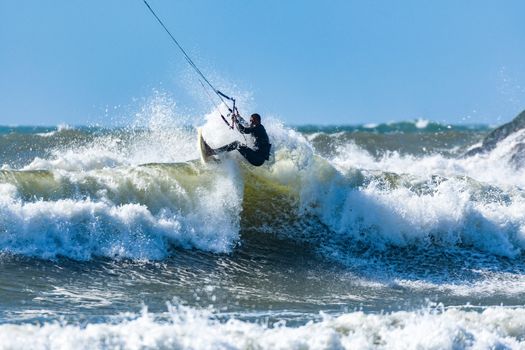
1 102 525 349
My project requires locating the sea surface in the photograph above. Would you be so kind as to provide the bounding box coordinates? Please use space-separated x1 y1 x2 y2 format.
1 104 525 349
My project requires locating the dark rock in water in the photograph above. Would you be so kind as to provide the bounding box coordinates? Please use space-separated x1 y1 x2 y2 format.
464 109 525 157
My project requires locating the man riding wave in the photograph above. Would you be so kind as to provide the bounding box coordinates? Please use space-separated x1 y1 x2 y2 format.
208 112 271 167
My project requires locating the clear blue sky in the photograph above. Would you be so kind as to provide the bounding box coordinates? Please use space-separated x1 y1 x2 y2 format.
1 0 525 126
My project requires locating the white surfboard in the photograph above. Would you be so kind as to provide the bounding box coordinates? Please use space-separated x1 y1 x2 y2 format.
197 128 215 164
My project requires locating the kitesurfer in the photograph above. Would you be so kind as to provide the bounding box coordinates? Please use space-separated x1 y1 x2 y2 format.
209 113 271 166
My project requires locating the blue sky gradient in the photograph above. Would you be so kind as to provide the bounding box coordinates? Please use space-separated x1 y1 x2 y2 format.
1 0 525 126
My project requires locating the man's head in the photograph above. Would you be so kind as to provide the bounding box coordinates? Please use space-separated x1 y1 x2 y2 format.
250 113 261 126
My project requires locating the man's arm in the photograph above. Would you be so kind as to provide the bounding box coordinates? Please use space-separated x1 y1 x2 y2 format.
235 117 254 134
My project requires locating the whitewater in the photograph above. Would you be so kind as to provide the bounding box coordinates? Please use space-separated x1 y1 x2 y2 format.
1 94 525 349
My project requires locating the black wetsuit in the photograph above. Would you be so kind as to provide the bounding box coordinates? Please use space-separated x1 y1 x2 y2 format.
214 123 271 166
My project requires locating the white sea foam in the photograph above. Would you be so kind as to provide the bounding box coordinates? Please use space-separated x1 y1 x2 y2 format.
415 118 430 129
36 131 57 137
331 129 525 189
363 123 379 129
258 126 525 258
306 132 322 141
0 158 243 259
36 124 73 138
318 175 523 256
25 147 128 171
396 270 525 297
25 93 198 172
0 304 524 350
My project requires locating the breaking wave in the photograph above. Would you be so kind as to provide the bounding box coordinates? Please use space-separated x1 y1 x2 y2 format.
0 96 524 262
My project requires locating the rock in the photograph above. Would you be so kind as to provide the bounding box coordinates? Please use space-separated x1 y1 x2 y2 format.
464 109 525 157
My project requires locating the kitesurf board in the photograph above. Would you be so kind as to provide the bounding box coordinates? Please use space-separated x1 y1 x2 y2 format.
197 128 214 164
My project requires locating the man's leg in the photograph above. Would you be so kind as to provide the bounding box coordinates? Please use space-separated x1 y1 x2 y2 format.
237 146 266 166
212 141 240 154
